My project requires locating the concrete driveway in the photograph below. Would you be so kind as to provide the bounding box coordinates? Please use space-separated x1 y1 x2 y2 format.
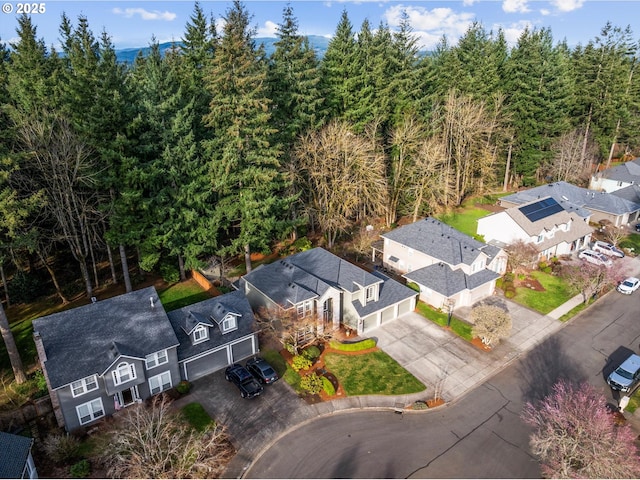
370 297 563 402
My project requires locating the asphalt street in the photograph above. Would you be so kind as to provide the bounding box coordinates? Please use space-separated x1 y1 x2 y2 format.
245 288 640 478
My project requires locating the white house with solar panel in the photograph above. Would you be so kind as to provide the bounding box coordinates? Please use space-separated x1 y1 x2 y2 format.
477 196 593 260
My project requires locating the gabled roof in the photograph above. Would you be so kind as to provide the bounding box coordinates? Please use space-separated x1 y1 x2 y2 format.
501 181 640 216
381 217 492 267
595 157 640 183
404 263 500 297
182 310 215 336
488 197 593 251
167 290 255 362
32 286 179 390
0 431 33 479
611 184 640 204
351 271 417 317
241 248 381 308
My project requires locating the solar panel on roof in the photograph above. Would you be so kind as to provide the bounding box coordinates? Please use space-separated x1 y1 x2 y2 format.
519 197 564 222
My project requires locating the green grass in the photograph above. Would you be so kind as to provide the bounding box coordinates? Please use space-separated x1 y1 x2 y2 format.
438 207 489 238
262 349 288 377
323 351 425 396
181 402 214 432
512 270 574 314
415 301 473 341
157 279 215 312
619 233 640 255
625 389 640 413
328 338 376 351
558 299 591 322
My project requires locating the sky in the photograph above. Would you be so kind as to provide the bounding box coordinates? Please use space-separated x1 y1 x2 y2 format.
0 0 638 51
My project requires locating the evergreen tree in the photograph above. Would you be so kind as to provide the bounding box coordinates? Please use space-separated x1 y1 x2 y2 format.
203 0 293 273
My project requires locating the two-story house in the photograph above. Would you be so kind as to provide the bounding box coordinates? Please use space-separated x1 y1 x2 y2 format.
239 247 417 335
477 196 593 259
589 157 640 193
33 286 257 432
380 217 507 310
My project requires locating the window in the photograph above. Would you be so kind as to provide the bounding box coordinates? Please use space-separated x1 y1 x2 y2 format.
149 371 172 395
536 235 543 244
145 350 168 369
112 362 136 386
365 285 376 302
193 325 208 344
71 375 98 398
297 300 313 318
221 315 236 332
76 398 104 425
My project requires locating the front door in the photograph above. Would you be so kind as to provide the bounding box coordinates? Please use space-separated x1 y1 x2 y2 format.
115 385 140 409
323 298 333 327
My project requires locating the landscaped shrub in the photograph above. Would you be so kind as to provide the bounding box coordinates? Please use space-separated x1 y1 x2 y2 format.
302 345 321 361
321 376 335 396
34 369 48 398
300 372 323 394
43 433 81 464
412 400 428 410
504 289 516 299
503 272 515 283
8 270 41 304
537 261 552 273
70 459 90 478
291 355 312 372
159 263 180 284
406 281 420 292
329 338 376 352
175 380 191 395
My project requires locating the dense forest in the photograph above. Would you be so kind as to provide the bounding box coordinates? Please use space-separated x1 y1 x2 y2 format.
0 0 639 305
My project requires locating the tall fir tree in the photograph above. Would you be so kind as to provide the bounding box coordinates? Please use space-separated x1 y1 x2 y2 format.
203 0 294 273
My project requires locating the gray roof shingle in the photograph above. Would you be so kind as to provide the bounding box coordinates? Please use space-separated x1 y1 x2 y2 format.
381 217 491 267
0 431 33 478
241 248 381 308
351 271 417 317
595 157 640 183
32 286 179 390
501 181 640 216
167 290 255 362
404 263 500 297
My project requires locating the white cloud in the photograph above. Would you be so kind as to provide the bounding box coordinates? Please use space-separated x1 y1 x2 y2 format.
383 5 475 49
550 0 585 12
257 20 278 37
462 0 479 5
112 7 176 21
502 0 531 13
540 8 551 15
495 20 534 46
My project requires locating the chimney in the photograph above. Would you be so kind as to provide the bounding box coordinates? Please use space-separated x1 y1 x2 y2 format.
150 296 155 308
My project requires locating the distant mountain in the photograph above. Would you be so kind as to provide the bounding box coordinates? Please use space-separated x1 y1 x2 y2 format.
114 35 330 64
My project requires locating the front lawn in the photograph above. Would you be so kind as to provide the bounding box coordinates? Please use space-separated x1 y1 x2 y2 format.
512 270 574 314
415 301 473 341
323 351 425 396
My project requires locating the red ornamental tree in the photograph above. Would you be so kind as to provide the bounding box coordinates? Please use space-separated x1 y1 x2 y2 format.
522 380 640 478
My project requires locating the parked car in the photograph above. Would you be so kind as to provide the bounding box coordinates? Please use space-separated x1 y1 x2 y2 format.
225 364 264 398
592 240 625 258
578 249 613 267
607 354 640 392
617 277 640 294
635 223 640 232
246 357 279 384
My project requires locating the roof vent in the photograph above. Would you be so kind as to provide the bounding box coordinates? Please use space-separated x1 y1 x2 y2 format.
150 296 155 308
561 195 568 201
91 296 97 304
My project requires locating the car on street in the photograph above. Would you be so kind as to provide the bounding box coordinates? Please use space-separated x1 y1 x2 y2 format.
578 249 613 267
246 357 279 385
607 354 640 392
592 240 625 258
225 364 264 398
635 223 640 233
617 277 640 294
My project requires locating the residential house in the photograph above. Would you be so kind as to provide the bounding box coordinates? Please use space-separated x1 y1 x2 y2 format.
478 196 593 259
32 286 258 432
167 289 258 382
0 431 37 479
499 181 640 227
239 247 417 335
380 217 507 310
589 157 640 193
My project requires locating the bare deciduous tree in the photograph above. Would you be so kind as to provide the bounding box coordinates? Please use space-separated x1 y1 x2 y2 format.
293 120 388 248
100 395 234 479
505 240 539 274
407 136 448 222
470 304 512 347
255 306 332 354
522 380 640 479
544 128 596 184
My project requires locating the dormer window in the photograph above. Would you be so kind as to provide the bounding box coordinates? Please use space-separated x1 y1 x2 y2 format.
221 315 237 333
193 325 208 344
112 362 136 386
536 234 543 244
366 285 376 303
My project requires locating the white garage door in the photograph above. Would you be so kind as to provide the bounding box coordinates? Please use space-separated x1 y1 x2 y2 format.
398 298 413 316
